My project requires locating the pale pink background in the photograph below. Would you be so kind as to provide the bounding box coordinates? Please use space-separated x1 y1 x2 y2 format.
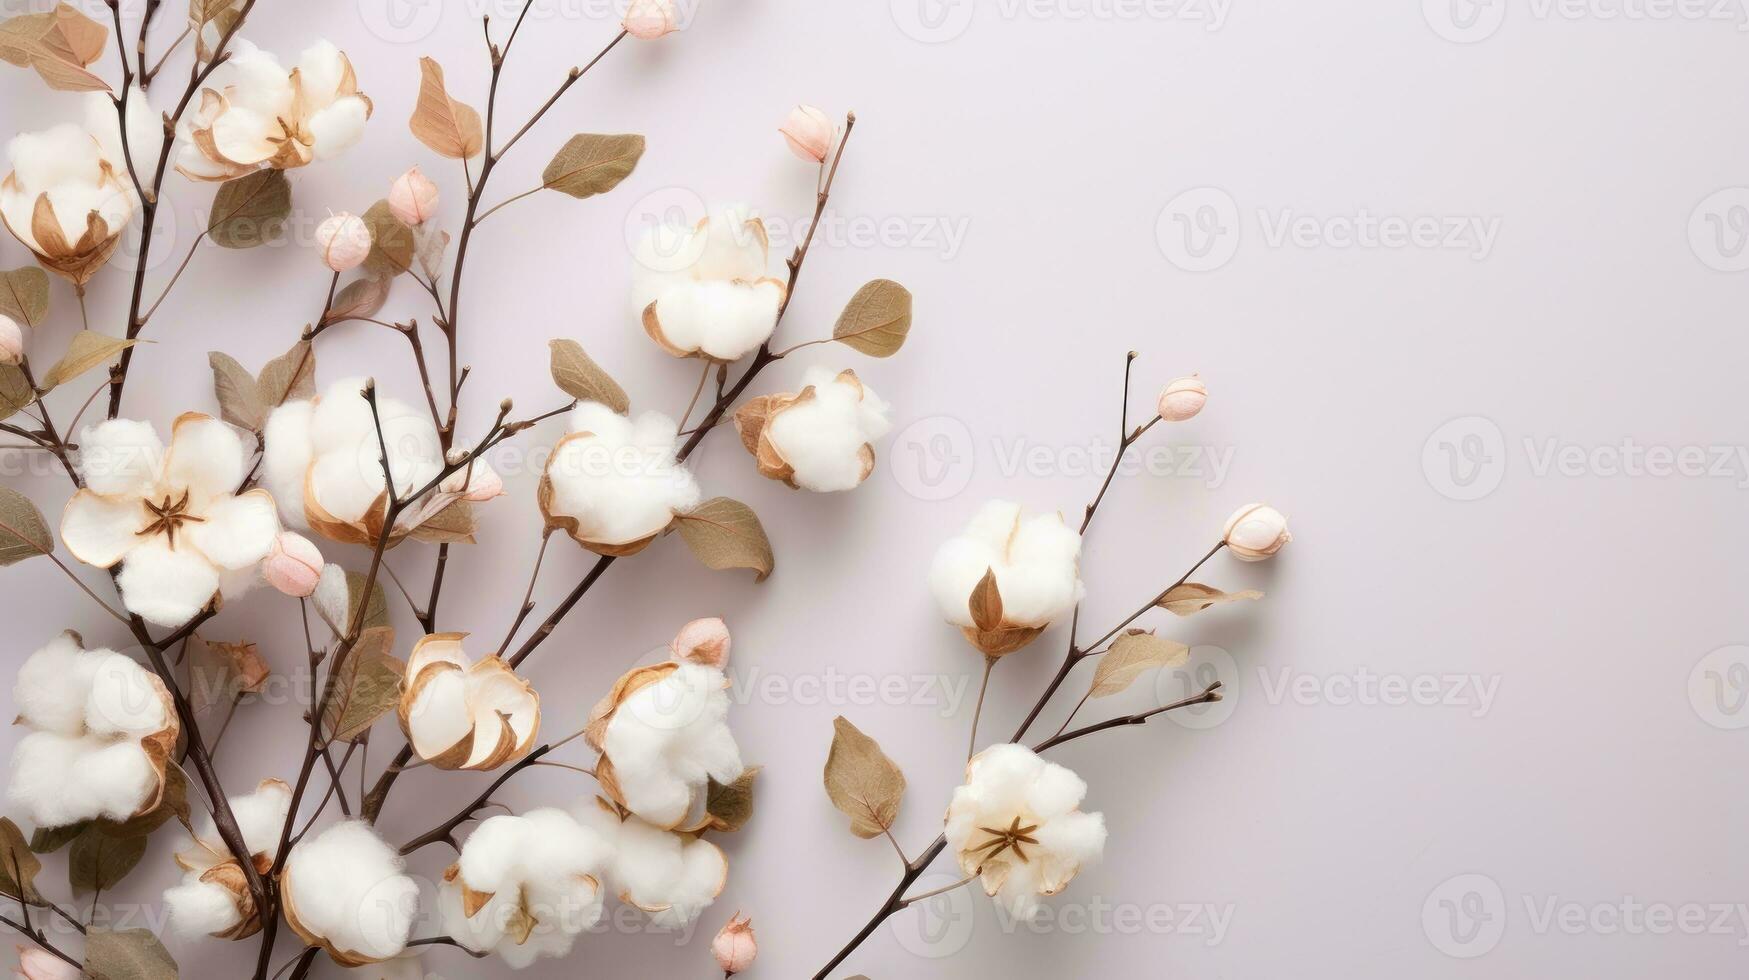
2 0 1747 977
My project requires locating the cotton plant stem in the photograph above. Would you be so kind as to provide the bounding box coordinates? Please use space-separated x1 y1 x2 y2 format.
0 913 79 968
396 744 551 855
967 655 996 761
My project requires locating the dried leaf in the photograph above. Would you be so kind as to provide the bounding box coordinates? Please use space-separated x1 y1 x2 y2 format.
541 134 645 199
361 200 415 280
0 266 49 327
823 717 906 839
83 927 178 980
1157 582 1265 617
29 823 84 854
548 339 626 412
208 351 265 432
674 497 774 582
410 56 483 158
0 4 110 93
324 277 390 324
345 570 391 633
40 331 140 390
1089 630 1189 699
704 766 760 833
833 279 912 357
0 486 52 566
207 169 290 248
0 818 43 905
968 567 1003 632
406 499 476 544
256 338 315 407
0 365 30 422
68 828 146 894
187 635 267 716
322 626 402 743
414 224 449 280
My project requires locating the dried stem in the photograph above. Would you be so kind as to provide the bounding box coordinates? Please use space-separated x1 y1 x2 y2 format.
967 655 996 761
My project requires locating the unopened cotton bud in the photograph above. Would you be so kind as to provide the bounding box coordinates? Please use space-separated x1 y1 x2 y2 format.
623 0 678 38
779 105 834 163
711 914 756 975
0 315 21 366
672 617 731 667
315 212 371 272
265 532 324 597
14 946 80 980
1223 503 1291 561
388 167 439 225
1157 376 1207 422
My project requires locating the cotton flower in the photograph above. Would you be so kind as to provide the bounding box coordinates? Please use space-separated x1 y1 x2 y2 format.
712 913 757 974
7 633 177 828
262 378 497 546
264 531 323 597
438 808 612 967
175 39 372 181
60 414 280 627
12 946 79 980
928 501 1084 657
316 212 371 272
572 797 728 928
1157 376 1207 422
734 367 891 492
0 94 152 286
163 778 290 940
398 633 539 771
283 821 418 967
632 205 787 362
945 744 1106 920
539 402 700 556
0 316 21 365
779 104 834 163
623 0 680 39
1222 503 1290 561
584 621 743 829
388 167 438 225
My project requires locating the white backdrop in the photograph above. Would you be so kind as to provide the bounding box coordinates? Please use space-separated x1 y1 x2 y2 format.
2 0 1748 977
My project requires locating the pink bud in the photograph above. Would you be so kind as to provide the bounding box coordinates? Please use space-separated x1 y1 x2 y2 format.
1157 375 1207 422
14 946 80 980
463 465 504 502
623 0 679 39
388 167 440 226
1222 503 1291 562
779 105 834 163
315 212 371 272
672 617 731 668
711 913 756 975
265 532 324 597
0 315 21 366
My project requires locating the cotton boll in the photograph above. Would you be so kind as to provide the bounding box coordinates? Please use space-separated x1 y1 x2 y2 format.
928 500 1084 629
762 367 891 491
9 733 156 827
632 206 787 362
13 633 101 736
443 808 610 966
83 653 168 738
576 803 726 928
284 821 418 964
646 279 784 362
601 663 742 829
78 418 163 497
164 874 244 938
544 404 700 551
263 400 315 527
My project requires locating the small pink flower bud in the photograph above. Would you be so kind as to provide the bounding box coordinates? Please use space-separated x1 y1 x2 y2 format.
15 946 81 980
315 212 372 272
389 166 440 226
672 617 731 668
779 105 834 163
711 913 756 975
1223 503 1291 561
265 532 324 597
0 315 22 366
1157 375 1207 422
623 0 679 39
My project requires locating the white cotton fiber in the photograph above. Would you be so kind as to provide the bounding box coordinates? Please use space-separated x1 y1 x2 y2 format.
9 732 157 827
13 633 101 736
546 403 700 547
631 205 784 362
928 500 1085 628
284 821 417 961
442 808 611 966
766 367 892 491
602 663 743 829
83 653 168 738
164 873 244 938
573 802 725 929
262 400 315 527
